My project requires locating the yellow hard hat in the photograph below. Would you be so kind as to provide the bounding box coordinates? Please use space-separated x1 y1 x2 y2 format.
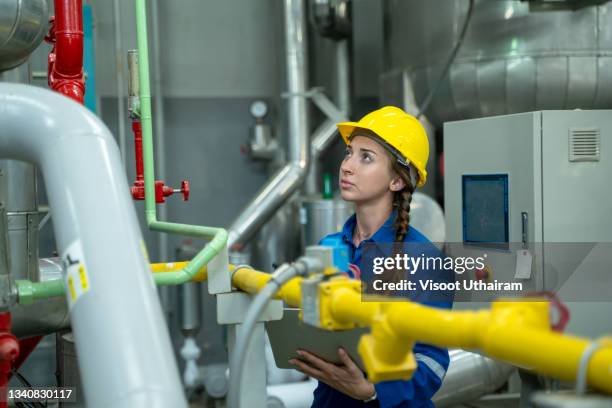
336 106 429 187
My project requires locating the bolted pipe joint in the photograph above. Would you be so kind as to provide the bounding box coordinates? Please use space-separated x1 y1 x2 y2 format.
45 0 86 104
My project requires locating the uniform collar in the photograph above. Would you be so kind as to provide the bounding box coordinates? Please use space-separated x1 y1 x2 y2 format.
341 209 398 245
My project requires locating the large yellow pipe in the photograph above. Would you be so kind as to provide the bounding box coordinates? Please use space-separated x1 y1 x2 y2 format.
330 287 612 393
230 264 303 306
151 262 303 306
150 262 612 394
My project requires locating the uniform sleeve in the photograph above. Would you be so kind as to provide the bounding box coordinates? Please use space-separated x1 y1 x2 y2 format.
374 342 449 408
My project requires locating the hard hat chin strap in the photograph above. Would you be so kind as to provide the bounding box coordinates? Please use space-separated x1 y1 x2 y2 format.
398 159 417 190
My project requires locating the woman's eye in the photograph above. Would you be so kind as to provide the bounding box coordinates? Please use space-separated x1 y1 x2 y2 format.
362 153 372 162
344 148 352 157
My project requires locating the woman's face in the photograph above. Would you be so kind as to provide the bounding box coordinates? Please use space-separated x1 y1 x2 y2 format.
339 135 404 204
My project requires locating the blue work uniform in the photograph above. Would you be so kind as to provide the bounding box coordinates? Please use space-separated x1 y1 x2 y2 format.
312 211 452 408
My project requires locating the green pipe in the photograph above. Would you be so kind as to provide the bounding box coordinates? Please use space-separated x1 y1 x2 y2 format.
134 0 156 222
15 256 218 304
16 279 66 305
134 0 228 284
13 0 229 305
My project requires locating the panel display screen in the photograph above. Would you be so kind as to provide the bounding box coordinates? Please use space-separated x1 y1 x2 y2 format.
462 174 509 246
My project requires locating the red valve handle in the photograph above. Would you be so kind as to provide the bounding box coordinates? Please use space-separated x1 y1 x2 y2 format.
180 180 190 201
525 291 571 333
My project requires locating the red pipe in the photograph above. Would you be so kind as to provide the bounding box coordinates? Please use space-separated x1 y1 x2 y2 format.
129 119 190 202
133 121 145 185
0 313 19 408
46 0 85 104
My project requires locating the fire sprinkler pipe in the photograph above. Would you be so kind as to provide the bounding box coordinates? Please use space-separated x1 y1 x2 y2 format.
46 0 85 104
0 83 187 407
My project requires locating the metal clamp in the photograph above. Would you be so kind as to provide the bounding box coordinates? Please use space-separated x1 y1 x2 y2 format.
575 336 612 394
230 264 255 282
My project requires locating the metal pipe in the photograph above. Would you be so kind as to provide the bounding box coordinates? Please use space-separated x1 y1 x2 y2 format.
304 38 350 196
0 0 49 72
0 208 13 311
335 39 350 115
304 120 335 195
127 49 140 115
0 160 39 282
311 119 342 161
433 350 514 407
0 83 186 407
227 0 310 248
0 208 8 278
112 0 127 166
179 282 200 335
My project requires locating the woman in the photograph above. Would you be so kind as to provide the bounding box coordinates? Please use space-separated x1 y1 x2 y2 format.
289 106 451 407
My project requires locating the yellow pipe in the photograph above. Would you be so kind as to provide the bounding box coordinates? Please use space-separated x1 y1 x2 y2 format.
150 262 612 394
231 266 271 293
151 262 303 306
231 265 303 306
328 287 612 393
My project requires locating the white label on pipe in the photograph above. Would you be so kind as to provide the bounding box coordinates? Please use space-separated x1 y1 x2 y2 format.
62 240 91 308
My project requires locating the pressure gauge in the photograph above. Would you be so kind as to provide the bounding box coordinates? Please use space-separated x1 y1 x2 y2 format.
250 100 268 119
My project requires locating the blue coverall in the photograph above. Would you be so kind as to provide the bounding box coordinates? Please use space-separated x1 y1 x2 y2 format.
312 211 452 408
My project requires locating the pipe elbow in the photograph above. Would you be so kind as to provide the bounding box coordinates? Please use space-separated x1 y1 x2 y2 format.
290 160 309 184
210 229 229 252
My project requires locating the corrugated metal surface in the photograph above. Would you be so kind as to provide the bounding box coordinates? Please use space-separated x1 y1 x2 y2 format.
383 0 612 126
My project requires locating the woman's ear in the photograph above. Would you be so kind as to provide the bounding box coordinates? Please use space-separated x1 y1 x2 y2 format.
389 176 406 192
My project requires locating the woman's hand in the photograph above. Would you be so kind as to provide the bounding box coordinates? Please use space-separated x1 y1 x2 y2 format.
289 347 375 401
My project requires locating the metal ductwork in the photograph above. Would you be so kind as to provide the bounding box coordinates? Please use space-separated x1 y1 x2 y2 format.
0 0 49 72
382 0 612 127
0 83 186 408
227 0 310 249
433 349 515 407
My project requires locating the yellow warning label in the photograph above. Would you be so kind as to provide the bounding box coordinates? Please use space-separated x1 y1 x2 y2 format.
68 276 76 302
79 265 88 290
62 240 91 308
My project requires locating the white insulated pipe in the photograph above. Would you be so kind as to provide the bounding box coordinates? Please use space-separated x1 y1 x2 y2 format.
0 83 186 408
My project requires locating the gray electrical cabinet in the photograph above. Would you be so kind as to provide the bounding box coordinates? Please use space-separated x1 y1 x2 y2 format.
444 110 612 337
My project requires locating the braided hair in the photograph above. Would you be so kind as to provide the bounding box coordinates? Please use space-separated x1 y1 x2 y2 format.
385 156 417 296
391 160 417 243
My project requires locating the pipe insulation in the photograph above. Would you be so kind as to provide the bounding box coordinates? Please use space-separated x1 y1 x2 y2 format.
0 83 186 408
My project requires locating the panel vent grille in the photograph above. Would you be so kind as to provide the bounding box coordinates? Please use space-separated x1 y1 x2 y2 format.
569 128 600 162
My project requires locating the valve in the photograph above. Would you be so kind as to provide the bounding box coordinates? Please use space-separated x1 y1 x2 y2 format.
131 179 190 203
129 120 190 203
